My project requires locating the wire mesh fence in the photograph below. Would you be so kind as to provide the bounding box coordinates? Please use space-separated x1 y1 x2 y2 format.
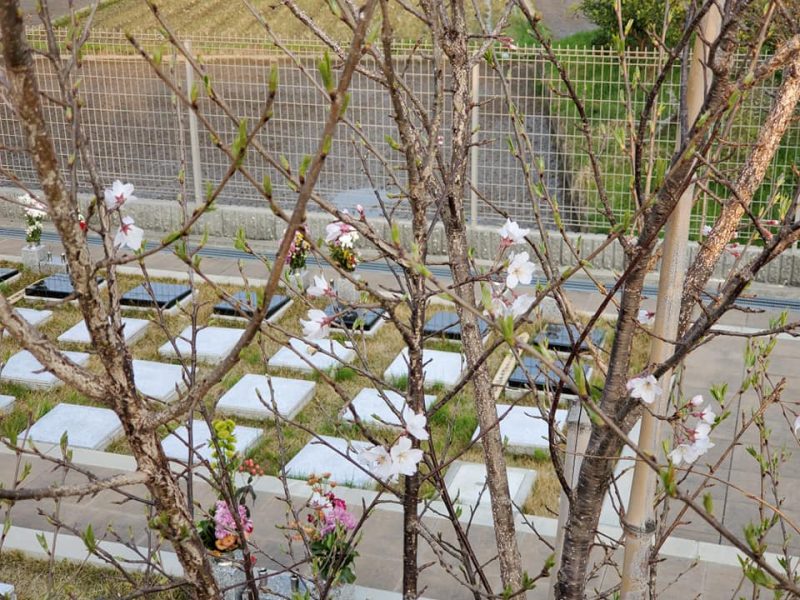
0 29 796 234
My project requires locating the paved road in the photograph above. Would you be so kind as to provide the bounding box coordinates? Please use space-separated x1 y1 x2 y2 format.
533 0 594 39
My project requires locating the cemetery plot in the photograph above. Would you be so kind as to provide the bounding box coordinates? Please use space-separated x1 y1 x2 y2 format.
133 360 186 403
0 350 90 390
158 325 245 364
58 317 150 346
323 303 386 337
120 282 191 312
444 461 536 511
534 323 604 353
471 404 568 454
161 420 263 463
383 348 465 389
3 307 52 337
284 435 376 488
268 338 356 373
341 388 436 428
0 267 19 284
213 291 292 323
422 311 488 342
22 403 123 450
25 273 105 302
216 374 316 420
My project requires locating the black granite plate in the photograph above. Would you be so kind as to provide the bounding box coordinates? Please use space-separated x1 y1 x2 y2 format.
533 323 604 353
507 356 589 390
0 267 19 283
423 311 489 341
121 283 191 309
213 291 291 321
25 273 104 300
324 303 385 331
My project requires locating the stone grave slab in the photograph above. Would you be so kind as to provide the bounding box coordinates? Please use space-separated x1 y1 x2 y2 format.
213 291 292 323
0 581 15 599
534 323 604 353
341 388 436 428
121 282 192 313
25 273 104 302
444 461 536 511
217 374 316 420
600 420 640 527
3 307 53 338
383 348 465 389
162 420 263 464
471 404 568 454
284 435 375 488
58 317 150 346
0 267 19 284
0 395 14 414
323 303 386 337
133 360 186 403
22 403 123 450
423 311 488 342
0 350 90 390
268 338 355 373
158 326 245 364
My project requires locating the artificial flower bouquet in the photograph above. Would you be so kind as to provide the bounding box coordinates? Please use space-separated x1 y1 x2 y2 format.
325 221 360 273
287 226 312 273
20 193 47 246
301 475 360 586
196 420 262 556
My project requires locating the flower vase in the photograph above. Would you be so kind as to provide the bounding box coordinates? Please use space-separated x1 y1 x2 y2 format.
335 276 360 304
286 268 311 291
21 243 48 271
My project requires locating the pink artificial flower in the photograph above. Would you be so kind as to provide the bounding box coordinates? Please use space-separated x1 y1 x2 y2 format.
321 504 357 535
213 500 253 540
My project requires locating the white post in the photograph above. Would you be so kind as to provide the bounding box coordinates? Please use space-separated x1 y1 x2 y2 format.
185 40 203 206
549 399 592 600
470 62 480 225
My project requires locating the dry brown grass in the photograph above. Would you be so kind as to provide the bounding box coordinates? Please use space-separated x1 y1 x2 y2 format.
0 550 184 600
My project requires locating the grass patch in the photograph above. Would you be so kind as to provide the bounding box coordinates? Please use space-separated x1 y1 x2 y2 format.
0 550 184 599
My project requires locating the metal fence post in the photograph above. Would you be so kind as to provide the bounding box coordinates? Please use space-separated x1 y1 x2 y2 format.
470 62 480 226
185 40 203 206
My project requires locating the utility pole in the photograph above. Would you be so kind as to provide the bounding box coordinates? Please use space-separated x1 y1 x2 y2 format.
619 4 724 598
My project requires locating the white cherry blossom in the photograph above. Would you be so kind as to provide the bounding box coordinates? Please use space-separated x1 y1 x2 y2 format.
506 252 536 289
358 444 395 481
104 180 136 211
325 221 354 243
702 224 712 236
300 309 332 339
698 406 716 425
626 375 662 405
690 394 704 407
793 415 800 435
402 406 429 441
390 436 423 477
637 309 655 325
307 275 335 298
114 216 144 251
499 218 528 246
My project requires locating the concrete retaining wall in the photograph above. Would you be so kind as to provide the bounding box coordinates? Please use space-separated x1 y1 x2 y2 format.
2 190 799 286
